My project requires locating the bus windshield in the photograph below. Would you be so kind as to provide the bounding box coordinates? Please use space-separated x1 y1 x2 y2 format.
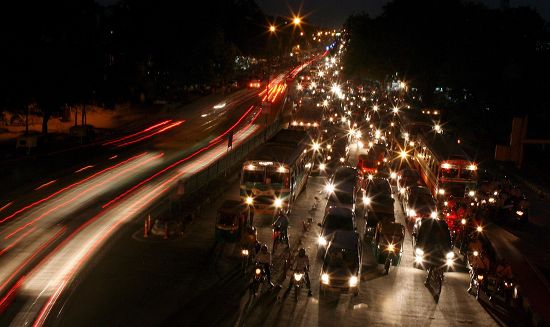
460 168 476 180
440 167 459 179
243 169 264 183
266 167 288 186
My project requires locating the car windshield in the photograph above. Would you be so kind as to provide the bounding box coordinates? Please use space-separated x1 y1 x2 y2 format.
325 248 358 271
217 213 236 225
325 215 354 230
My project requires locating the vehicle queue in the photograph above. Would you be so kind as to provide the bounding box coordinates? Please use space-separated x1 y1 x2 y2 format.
215 47 523 312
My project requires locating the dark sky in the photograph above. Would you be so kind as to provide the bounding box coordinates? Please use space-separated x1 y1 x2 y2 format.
256 0 550 27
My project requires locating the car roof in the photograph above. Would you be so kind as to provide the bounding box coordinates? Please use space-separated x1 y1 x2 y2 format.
328 231 359 250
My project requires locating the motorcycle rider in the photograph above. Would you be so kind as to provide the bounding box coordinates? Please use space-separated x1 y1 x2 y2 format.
272 211 290 253
241 226 260 256
288 248 312 296
255 244 274 287
467 250 490 294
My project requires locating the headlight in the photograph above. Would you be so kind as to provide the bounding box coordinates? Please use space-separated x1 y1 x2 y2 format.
461 218 467 225
516 210 523 216
438 188 445 195
476 226 483 233
387 244 395 252
349 276 358 287
294 273 303 281
446 251 455 260
477 274 484 281
408 210 416 217
321 273 329 285
367 174 373 180
325 183 335 193
319 163 326 171
488 197 495 203
340 157 345 163
430 211 437 219
390 172 397 179
242 249 249 256
255 268 261 275
318 236 327 246
363 196 370 205
469 190 475 197
274 198 283 208
399 188 405 194
415 248 424 256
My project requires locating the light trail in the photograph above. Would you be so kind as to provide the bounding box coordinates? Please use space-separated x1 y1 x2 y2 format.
74 165 94 173
4 152 165 240
34 180 57 191
14 121 261 326
0 152 148 224
0 201 13 213
102 120 172 146
115 120 185 147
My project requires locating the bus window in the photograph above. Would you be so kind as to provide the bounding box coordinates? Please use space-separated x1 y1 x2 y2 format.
440 167 459 179
243 169 264 183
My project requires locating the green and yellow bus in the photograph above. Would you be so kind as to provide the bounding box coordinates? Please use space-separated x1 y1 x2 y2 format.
240 129 312 221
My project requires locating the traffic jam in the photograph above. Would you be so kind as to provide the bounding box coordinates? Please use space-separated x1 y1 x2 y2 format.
217 42 530 325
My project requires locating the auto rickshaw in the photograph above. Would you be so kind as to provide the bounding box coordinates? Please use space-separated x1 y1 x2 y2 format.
215 200 249 243
372 220 405 274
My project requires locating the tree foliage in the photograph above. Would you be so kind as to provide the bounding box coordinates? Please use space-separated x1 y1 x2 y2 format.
343 0 550 121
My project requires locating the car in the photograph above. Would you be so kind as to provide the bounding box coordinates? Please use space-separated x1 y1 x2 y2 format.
319 230 362 296
412 218 454 269
396 168 421 199
363 177 395 236
325 166 361 214
248 79 262 88
317 207 356 254
403 186 437 222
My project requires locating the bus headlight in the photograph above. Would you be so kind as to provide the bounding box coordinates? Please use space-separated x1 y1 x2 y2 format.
349 276 358 287
415 248 424 263
321 273 329 285
318 236 327 246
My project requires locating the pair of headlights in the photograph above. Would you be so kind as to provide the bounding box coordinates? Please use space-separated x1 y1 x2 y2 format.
321 273 358 287
414 248 455 265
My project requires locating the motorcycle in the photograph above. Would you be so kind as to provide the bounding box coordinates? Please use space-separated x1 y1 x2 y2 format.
469 267 486 300
489 277 516 308
272 227 289 254
250 263 269 297
292 270 306 301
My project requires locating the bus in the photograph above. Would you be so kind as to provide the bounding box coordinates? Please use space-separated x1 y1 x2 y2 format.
412 134 478 204
240 129 313 220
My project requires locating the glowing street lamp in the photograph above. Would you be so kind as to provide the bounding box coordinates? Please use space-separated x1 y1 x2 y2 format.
293 16 302 26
